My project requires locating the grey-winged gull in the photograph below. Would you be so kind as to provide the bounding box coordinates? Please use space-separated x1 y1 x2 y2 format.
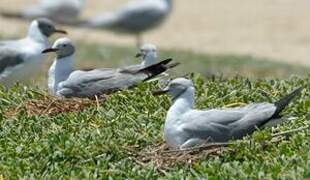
43 38 179 98
153 78 303 149
0 18 67 86
120 43 158 72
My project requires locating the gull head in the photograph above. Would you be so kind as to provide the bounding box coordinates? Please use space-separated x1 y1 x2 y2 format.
136 44 157 59
30 18 67 38
42 38 75 58
153 78 194 99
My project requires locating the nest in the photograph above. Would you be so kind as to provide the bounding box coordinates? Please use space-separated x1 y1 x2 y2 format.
5 95 107 117
130 134 298 172
129 143 231 172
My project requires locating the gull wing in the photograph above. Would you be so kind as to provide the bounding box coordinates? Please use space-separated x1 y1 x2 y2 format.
57 59 175 98
0 47 24 74
181 109 245 142
57 68 146 98
181 103 276 142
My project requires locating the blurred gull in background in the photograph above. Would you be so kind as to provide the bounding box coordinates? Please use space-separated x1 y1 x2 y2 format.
0 18 67 86
120 43 158 71
120 43 173 84
83 0 173 46
0 0 85 24
43 38 178 98
153 78 303 149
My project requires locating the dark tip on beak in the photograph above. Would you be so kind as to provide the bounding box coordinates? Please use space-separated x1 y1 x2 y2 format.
135 53 142 58
42 48 59 54
152 90 169 96
54 29 68 34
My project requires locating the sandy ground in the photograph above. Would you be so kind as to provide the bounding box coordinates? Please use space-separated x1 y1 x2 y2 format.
1 0 310 66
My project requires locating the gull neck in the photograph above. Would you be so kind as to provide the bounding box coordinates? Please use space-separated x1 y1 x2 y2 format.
167 87 195 119
52 55 75 91
141 53 157 67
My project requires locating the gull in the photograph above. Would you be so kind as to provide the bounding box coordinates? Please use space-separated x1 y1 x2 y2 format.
153 78 303 149
0 18 67 86
42 38 178 98
83 0 173 46
120 43 172 84
0 0 85 24
120 43 158 71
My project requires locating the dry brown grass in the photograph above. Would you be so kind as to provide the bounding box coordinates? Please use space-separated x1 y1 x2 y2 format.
133 143 228 171
5 95 107 117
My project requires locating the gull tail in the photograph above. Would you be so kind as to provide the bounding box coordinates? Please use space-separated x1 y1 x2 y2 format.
272 87 304 119
138 58 179 81
260 87 304 128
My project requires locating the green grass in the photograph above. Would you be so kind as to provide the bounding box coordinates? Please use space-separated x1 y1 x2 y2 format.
0 74 309 178
0 35 309 178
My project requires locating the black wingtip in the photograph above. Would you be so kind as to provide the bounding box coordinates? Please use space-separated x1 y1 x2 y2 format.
272 87 304 118
138 58 178 81
157 58 173 66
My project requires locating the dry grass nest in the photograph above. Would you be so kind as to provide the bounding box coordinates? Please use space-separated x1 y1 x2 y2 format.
130 143 230 171
5 95 107 117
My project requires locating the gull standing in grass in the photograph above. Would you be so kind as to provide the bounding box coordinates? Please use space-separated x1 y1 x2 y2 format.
83 0 173 46
43 38 178 98
0 18 67 86
0 0 85 24
153 78 303 150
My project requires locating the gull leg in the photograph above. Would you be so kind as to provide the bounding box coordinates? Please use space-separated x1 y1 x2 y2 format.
136 34 143 47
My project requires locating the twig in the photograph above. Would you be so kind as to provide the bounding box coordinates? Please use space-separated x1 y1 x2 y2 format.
161 142 236 154
40 99 57 115
272 126 309 137
94 95 100 110
224 102 247 108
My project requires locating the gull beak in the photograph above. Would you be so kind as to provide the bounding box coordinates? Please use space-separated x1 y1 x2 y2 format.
54 29 68 34
135 52 142 58
42 48 59 54
152 89 169 96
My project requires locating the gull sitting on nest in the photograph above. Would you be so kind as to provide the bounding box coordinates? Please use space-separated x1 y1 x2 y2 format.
153 78 303 149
